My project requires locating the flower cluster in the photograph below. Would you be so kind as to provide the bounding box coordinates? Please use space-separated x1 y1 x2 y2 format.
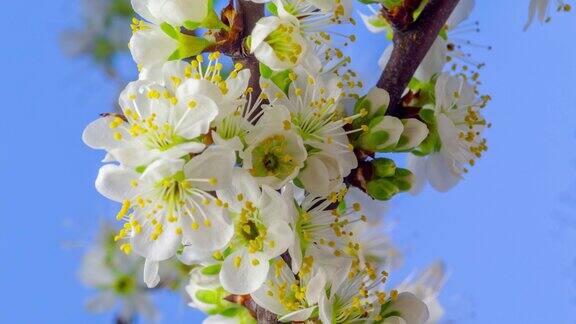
80 0 499 322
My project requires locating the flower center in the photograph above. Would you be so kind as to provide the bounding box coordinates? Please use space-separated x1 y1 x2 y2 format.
265 24 303 64
235 205 268 253
113 275 136 296
251 135 296 180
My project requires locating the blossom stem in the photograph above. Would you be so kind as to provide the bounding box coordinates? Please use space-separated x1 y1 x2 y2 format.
377 0 461 116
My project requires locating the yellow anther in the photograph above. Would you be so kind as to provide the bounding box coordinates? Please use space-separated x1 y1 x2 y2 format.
116 200 131 220
188 100 197 109
113 132 123 141
204 219 212 228
234 256 242 268
352 202 361 212
120 243 132 255
251 259 260 266
208 177 218 186
191 222 200 230
175 227 183 235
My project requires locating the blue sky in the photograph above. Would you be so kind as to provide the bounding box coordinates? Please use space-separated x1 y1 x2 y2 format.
1 1 575 323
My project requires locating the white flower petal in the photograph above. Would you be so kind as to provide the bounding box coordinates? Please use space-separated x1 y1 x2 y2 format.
82 116 125 150
318 292 332 324
425 153 461 192
184 146 236 191
220 250 269 295
95 164 139 202
279 307 316 322
305 272 326 305
181 203 234 252
263 221 293 258
143 259 160 288
390 292 430 324
132 219 181 261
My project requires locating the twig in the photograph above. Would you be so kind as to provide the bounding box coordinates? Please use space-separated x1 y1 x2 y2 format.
378 0 461 115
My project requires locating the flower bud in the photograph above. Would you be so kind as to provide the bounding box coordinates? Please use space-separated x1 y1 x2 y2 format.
357 115 403 152
395 118 429 151
366 178 399 201
393 168 414 192
372 158 396 178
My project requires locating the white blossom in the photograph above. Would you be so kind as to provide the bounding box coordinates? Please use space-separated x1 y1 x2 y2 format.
216 169 293 295
408 73 488 193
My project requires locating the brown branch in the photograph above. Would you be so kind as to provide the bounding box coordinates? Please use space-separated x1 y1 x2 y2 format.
231 1 282 322
235 0 265 101
377 0 461 115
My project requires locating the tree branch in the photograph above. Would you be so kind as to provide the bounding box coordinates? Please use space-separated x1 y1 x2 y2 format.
236 0 265 101
378 0 460 115
233 1 282 322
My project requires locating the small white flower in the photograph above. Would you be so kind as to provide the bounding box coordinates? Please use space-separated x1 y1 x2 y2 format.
216 169 293 295
128 0 214 73
250 15 307 71
80 224 158 321
132 0 210 27
261 71 361 195
96 148 236 279
241 105 308 189
251 257 325 322
408 73 488 193
129 21 179 75
395 262 447 324
376 292 430 324
83 57 250 168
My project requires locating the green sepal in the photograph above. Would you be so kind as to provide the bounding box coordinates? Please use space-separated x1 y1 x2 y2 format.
219 307 241 317
412 128 440 156
201 264 222 275
270 69 292 94
293 177 305 189
160 22 179 40
266 2 278 15
200 10 228 30
184 20 201 30
195 289 221 305
169 34 213 60
419 109 436 124
259 62 273 78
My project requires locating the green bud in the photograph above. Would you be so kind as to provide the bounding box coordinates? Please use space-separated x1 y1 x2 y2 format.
372 158 396 178
366 179 399 201
393 168 414 192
